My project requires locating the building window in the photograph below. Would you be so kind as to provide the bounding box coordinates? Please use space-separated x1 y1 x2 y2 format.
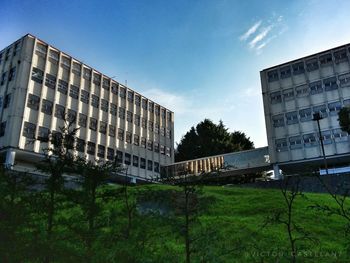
334 49 347 63
87 142 96 155
147 140 153 151
107 148 114 161
8 67 16 81
109 103 117 116
67 109 77 123
109 125 116 137
101 99 108 112
154 142 159 153
142 98 148 110
270 91 282 104
167 112 172 122
333 128 348 142
166 147 171 157
91 95 99 108
89 118 97 131
32 67 44 84
166 128 171 139
78 114 87 128
280 66 291 79
141 137 146 148
267 70 279 82
133 155 139 167
306 58 319 72
116 150 123 163
99 121 107 134
283 88 294 101
23 122 36 139
80 90 89 104
127 91 134 102
148 121 154 132
120 87 126 98
344 99 350 107
3 94 10 109
313 104 328 118
45 74 57 89
119 107 125 119
285 111 298 125
35 43 47 55
102 78 110 90
309 81 323 95
0 121 6 137
134 134 140 146
155 105 160 116
162 109 166 119
134 114 140 126
76 139 85 153
55 104 65 119
149 102 154 113
324 77 338 91
321 130 332 145
126 132 132 144
299 108 312 122
93 73 101 86
48 50 59 63
58 79 68 94
97 145 105 158
111 83 118 94
61 56 71 69
69 85 79 99
118 129 124 141
289 136 302 150
41 99 53 115
27 94 40 110
292 62 304 75
141 118 147 129
0 72 7 85
147 160 152 171
125 153 131 165
154 162 160 173
272 114 285 127
72 62 81 76
339 73 350 88
160 127 166 136
83 68 91 80
127 111 133 123
275 138 288 152
160 145 165 155
5 49 10 61
154 123 159 134
319 53 333 66
13 41 21 56
328 101 342 116
135 94 140 106
38 126 50 142
140 158 146 169
295 84 309 97
303 133 317 147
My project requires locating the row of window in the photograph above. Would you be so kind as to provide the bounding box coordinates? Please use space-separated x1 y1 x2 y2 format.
27 93 172 138
270 73 350 104
22 122 172 156
0 41 21 66
272 101 345 127
275 128 348 152
31 67 172 121
32 46 173 120
0 66 16 86
267 47 350 82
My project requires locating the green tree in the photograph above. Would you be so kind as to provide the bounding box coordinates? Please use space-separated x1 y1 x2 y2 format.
175 119 254 162
339 106 350 133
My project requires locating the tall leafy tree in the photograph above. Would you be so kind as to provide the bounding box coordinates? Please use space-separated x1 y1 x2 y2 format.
175 119 254 162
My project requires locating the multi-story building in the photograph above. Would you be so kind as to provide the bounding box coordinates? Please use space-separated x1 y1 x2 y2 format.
261 44 350 177
0 34 174 181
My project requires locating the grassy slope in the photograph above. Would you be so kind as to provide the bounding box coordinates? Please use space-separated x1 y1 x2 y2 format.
137 185 349 263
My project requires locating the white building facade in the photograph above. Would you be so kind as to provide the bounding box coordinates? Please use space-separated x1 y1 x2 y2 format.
261 44 350 176
0 34 174 180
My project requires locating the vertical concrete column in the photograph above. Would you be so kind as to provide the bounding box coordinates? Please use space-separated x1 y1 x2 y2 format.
273 163 282 180
189 161 193 174
203 159 207 172
5 149 16 170
207 159 211 172
193 161 198 175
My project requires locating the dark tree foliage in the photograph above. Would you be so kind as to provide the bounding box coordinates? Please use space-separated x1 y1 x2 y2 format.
339 106 350 133
175 119 254 162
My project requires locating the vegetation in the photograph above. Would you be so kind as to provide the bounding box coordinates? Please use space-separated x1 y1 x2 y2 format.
175 119 254 162
339 106 350 133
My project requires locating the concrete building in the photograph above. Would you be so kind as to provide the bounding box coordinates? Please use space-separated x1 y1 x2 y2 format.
261 44 350 177
0 34 174 181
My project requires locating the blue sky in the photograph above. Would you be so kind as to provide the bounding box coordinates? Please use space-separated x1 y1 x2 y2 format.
1 0 350 147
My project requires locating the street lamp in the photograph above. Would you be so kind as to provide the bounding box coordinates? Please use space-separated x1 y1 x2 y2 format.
312 112 329 175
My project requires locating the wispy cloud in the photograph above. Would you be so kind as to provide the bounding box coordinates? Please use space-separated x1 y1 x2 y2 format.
249 25 273 49
239 20 262 41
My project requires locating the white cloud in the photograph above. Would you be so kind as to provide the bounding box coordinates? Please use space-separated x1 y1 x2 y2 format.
249 25 273 49
239 20 262 41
